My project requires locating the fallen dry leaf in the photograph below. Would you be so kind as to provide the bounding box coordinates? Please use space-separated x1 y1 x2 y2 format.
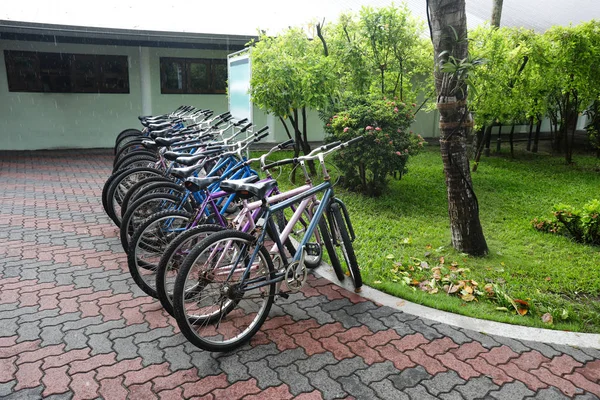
541 313 553 324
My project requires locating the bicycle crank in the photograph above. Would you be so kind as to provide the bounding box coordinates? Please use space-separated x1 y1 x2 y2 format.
283 246 308 291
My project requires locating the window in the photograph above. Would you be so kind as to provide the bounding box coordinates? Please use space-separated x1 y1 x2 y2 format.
160 57 226 94
4 50 129 93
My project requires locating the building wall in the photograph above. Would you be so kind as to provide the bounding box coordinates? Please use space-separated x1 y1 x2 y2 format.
0 39 232 150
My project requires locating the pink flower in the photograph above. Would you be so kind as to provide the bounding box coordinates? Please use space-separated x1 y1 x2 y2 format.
343 127 349 133
394 107 399 113
389 141 393 145
395 151 402 156
333 115 338 119
326 123 331 127
397 129 402 133
365 126 373 131
375 127 382 131
412 103 416 107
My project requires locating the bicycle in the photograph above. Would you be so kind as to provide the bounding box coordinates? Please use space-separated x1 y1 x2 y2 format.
171 137 363 352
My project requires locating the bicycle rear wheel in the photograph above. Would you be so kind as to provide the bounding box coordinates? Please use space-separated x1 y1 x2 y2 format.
173 230 275 352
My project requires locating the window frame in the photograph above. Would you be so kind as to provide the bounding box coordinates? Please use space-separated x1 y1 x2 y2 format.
159 57 226 95
3 50 130 94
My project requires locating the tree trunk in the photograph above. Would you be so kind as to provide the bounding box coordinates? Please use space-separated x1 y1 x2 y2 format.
491 0 504 27
532 119 542 153
472 124 492 172
429 0 488 256
527 116 534 151
509 123 515 158
496 123 502 153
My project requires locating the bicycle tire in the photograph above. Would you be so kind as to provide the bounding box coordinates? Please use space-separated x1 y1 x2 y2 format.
113 153 157 172
330 202 362 290
122 181 185 216
127 210 193 298
173 229 275 352
115 135 145 156
115 128 142 145
156 224 225 316
318 216 345 282
105 166 163 226
120 193 190 252
113 140 146 166
120 176 173 216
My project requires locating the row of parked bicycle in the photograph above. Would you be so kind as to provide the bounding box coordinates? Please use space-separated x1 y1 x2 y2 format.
102 105 362 352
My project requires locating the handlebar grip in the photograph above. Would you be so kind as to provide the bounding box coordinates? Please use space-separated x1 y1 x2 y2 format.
233 118 249 126
278 139 295 149
239 122 253 133
256 126 269 135
323 141 342 151
255 132 269 142
216 111 230 119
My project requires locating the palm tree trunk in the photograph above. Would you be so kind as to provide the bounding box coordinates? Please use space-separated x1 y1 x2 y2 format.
429 0 488 256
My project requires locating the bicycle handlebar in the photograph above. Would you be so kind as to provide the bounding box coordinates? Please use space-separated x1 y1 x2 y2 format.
262 137 362 170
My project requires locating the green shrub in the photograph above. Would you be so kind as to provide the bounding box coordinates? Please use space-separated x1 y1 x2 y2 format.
532 199 600 246
324 95 424 196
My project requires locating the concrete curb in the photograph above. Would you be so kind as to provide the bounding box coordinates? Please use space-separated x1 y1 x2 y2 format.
315 264 600 349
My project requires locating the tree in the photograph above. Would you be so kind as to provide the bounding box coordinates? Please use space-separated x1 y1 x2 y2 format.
326 5 433 103
427 0 489 256
249 28 337 164
491 0 503 28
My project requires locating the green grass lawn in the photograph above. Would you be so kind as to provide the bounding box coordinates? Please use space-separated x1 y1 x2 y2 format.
255 145 600 332
341 145 600 333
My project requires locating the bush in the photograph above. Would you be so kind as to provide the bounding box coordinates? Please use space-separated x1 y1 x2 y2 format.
324 95 424 196
532 199 600 246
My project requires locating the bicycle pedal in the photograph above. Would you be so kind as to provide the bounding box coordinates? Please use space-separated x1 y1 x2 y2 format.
278 291 290 300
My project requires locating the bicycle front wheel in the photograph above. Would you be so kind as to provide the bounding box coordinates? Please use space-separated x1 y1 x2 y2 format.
330 202 362 291
173 230 275 352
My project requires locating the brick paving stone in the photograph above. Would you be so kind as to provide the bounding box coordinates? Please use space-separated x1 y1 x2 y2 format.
549 344 595 364
276 364 315 396
481 345 521 366
63 330 90 351
520 340 563 359
404 384 440 400
454 375 499 399
438 391 467 400
245 359 282 389
241 384 294 400
160 344 190 370
1 386 44 400
489 380 536 399
542 354 584 376
354 360 400 385
404 318 444 340
98 376 128 400
296 352 339 374
467 355 514 386
0 356 17 384
87 333 114 356
0 382 16 397
388 366 432 391
430 323 472 345
459 329 501 349
264 347 308 369
325 356 369 380
575 359 600 382
215 352 251 383
371 378 410 400
338 375 378 399
112 336 140 361
41 366 70 397
435 353 481 381
327 308 362 329
421 370 466 397
525 387 572 399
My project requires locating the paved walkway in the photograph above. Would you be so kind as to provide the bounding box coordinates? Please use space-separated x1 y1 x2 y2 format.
0 149 599 400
